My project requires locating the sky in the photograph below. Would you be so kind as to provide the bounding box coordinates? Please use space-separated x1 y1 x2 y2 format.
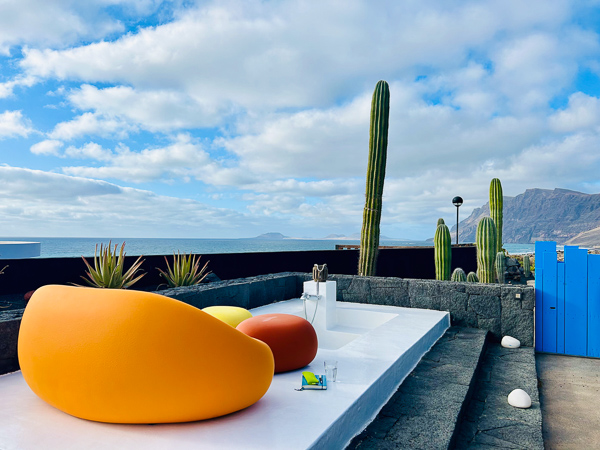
1 0 600 240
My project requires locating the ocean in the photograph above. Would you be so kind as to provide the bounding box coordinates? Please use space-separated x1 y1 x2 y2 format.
0 237 537 258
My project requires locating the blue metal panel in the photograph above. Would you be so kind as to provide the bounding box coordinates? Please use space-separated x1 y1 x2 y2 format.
565 246 588 356
557 262 565 354
542 249 558 353
588 255 600 357
535 241 556 351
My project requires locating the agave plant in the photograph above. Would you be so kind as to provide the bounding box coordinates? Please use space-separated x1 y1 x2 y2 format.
157 252 211 287
78 241 145 289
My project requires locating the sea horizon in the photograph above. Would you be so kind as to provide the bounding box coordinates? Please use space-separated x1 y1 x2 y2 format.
0 236 538 259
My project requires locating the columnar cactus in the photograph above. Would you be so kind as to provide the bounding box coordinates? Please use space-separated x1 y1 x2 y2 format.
437 218 445 226
523 255 531 277
467 271 479 282
495 251 506 284
451 267 467 282
358 80 390 276
434 223 452 280
490 178 503 253
476 217 497 283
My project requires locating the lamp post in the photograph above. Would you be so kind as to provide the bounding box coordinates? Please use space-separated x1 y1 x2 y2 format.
452 196 463 245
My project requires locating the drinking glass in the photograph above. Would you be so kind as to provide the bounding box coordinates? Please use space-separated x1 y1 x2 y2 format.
324 360 338 382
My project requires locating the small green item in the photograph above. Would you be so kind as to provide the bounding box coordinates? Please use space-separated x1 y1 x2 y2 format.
302 371 319 385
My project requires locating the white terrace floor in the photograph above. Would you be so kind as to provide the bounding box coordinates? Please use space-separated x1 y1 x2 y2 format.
0 299 449 450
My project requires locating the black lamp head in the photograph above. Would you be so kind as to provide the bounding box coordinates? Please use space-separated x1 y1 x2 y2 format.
452 196 463 207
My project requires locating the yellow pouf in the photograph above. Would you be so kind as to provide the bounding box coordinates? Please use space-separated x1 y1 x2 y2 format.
18 285 274 424
202 305 252 327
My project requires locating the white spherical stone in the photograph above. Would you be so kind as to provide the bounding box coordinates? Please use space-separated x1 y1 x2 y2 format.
508 389 532 408
501 336 521 348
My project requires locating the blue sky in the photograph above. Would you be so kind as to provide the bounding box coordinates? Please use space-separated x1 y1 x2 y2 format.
1 0 600 240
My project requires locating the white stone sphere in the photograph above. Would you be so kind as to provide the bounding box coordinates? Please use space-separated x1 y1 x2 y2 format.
508 389 532 408
501 336 521 348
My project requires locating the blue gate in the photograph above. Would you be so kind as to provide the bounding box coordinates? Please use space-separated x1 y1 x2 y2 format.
535 241 600 357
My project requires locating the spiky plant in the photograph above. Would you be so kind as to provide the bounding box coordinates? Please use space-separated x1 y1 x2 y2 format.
495 251 506 284
476 217 497 283
523 255 531 278
77 241 145 289
451 267 467 282
358 80 390 276
157 252 211 287
437 218 445 226
467 271 479 282
434 223 452 280
490 178 503 253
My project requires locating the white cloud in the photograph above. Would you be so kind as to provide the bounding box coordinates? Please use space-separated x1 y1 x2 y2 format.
49 112 135 140
30 139 64 155
0 76 37 99
18 0 585 114
549 93 600 133
0 0 168 56
489 30 598 112
218 81 546 181
64 142 113 160
60 134 257 185
66 84 230 131
0 110 35 139
0 165 248 237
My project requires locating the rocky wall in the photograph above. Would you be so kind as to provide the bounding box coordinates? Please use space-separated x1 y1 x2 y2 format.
300 274 534 346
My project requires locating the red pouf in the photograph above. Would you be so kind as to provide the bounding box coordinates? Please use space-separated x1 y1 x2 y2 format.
237 313 318 373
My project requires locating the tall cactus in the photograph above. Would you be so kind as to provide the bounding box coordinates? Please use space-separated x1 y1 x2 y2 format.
358 80 390 276
490 178 503 253
467 271 479 282
451 267 467 282
495 251 505 284
523 255 531 277
476 217 497 283
434 223 452 280
437 218 445 226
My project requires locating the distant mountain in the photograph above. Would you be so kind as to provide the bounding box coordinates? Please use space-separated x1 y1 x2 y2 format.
453 188 600 246
252 232 289 240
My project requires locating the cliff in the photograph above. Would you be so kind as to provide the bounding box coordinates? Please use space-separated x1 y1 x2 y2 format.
453 188 600 246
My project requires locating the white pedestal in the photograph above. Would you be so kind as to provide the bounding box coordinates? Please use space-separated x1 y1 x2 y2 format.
303 280 337 329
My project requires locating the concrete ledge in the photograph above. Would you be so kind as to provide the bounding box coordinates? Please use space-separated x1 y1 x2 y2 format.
159 272 301 310
347 327 488 449
306 274 535 346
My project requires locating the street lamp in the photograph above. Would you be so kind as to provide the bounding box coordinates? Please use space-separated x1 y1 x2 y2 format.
452 196 463 245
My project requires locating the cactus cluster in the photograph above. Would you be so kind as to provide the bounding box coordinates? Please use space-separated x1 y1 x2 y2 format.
358 80 390 276
467 271 479 282
451 267 466 282
434 223 452 280
476 216 497 283
523 255 531 277
495 251 505 284
490 178 503 253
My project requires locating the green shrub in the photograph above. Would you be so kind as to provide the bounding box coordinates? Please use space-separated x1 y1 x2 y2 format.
157 252 211 287
78 241 145 289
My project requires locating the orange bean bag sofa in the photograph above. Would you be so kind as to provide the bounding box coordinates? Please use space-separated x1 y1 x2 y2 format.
237 313 318 373
18 285 274 424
